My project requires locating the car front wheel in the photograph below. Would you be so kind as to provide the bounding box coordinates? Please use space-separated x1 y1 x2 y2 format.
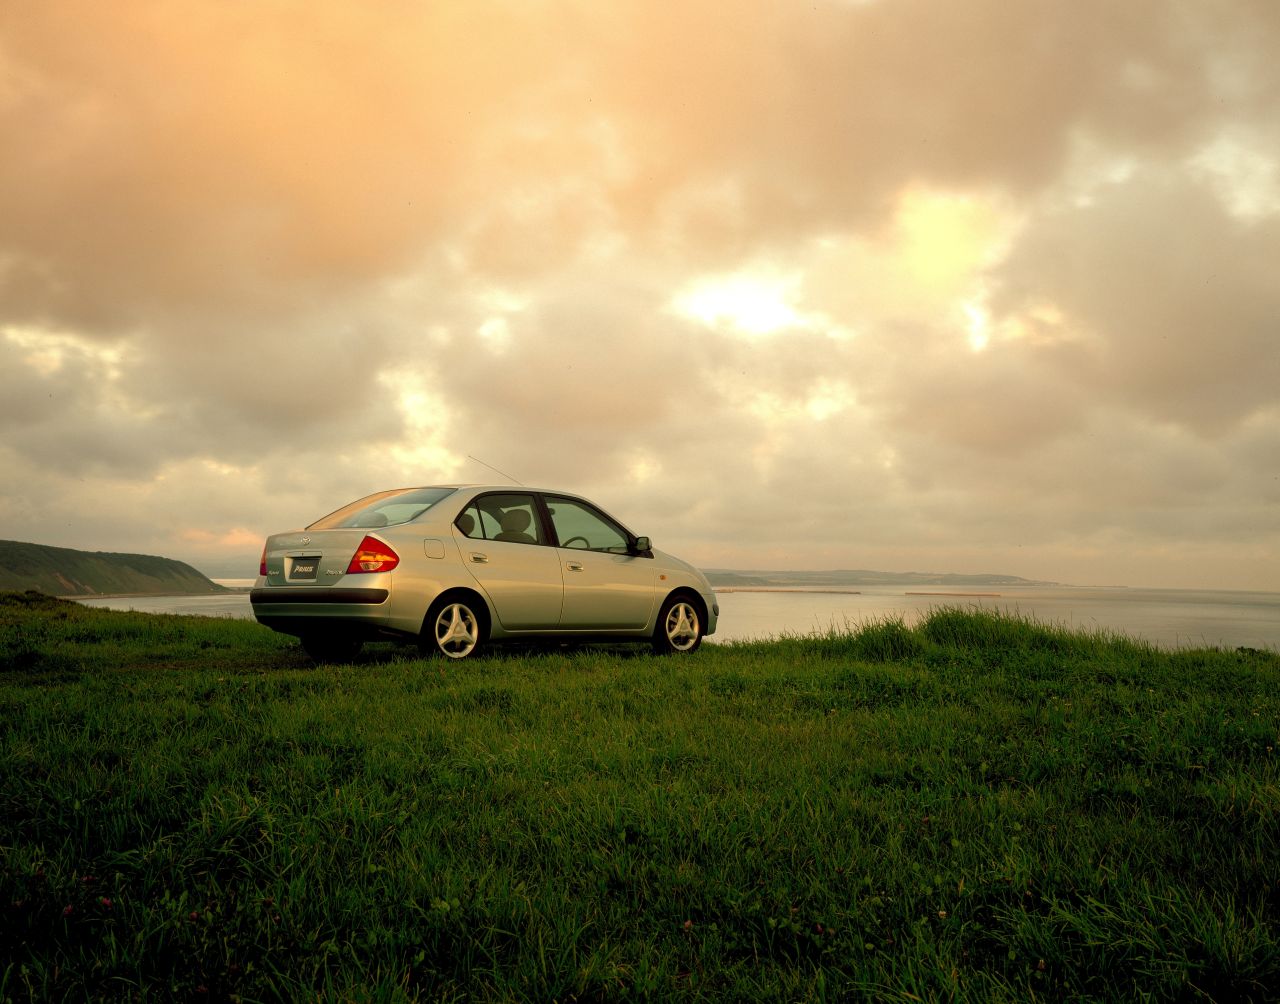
653 595 704 655
421 598 484 660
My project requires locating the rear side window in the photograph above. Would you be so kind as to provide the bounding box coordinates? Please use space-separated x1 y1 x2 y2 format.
308 487 456 530
455 493 544 545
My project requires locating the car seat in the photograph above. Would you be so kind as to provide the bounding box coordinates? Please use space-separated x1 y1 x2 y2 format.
494 509 536 544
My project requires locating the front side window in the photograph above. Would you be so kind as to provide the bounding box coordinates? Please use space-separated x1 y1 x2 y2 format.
546 496 631 553
456 493 544 545
308 487 456 530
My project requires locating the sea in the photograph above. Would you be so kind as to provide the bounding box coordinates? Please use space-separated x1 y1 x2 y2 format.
73 581 1280 652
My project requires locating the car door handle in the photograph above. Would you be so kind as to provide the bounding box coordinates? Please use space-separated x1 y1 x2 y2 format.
470 552 489 564
565 562 583 572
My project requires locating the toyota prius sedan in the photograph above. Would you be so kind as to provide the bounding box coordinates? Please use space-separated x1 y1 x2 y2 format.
251 485 718 661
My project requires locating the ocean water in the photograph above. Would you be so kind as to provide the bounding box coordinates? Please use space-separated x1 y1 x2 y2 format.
709 586 1280 651
73 583 1280 652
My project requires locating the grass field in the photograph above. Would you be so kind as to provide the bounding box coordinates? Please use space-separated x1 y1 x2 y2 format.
2 590 1278 1002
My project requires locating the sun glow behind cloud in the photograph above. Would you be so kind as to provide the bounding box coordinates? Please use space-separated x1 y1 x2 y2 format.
963 301 990 352
891 189 1014 292
673 271 804 336
880 188 1025 356
377 369 461 478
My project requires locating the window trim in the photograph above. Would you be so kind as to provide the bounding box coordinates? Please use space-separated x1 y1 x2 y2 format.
457 491 549 547
453 490 652 557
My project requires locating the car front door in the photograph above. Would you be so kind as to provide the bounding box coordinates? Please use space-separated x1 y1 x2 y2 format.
455 493 563 630
543 495 658 629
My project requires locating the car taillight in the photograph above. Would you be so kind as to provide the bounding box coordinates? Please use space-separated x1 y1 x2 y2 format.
259 544 268 577
346 536 399 574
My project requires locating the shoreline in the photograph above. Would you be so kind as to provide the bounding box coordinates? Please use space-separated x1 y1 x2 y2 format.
63 589 244 600
39 586 1280 652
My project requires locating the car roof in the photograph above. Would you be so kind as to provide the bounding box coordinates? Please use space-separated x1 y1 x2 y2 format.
410 484 586 495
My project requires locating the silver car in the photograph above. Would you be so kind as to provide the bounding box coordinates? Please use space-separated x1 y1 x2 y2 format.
251 485 718 661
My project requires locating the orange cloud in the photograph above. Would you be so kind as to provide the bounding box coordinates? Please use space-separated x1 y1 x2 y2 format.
179 527 264 551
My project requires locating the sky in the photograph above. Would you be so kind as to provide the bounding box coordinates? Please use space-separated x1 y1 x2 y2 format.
1 1 1278 590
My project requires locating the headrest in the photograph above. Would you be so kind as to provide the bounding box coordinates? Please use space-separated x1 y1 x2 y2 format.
500 509 532 532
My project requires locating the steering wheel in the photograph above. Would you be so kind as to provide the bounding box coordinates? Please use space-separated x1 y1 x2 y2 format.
561 535 590 548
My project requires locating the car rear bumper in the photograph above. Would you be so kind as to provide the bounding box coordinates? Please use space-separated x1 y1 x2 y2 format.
251 586 392 638
250 587 389 605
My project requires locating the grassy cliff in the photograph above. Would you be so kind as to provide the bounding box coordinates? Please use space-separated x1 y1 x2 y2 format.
2 593 1277 1001
0 539 227 596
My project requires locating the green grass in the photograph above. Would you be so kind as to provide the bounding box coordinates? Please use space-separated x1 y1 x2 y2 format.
2 590 1278 1002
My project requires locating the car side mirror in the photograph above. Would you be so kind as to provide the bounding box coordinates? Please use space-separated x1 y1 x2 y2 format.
632 536 651 553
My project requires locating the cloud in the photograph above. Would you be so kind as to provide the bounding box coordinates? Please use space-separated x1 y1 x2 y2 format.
0 0 1277 589
990 171 1280 434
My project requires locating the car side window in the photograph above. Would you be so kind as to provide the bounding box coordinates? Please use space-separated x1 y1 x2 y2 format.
546 496 630 553
457 494 544 545
455 505 489 539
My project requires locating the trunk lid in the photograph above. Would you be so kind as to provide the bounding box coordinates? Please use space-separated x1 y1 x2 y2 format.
260 529 374 586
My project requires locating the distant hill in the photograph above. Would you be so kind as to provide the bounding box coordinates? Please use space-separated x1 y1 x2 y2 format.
0 540 229 597
705 568 1055 588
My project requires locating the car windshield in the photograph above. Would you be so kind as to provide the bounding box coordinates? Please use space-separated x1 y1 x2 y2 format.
307 487 456 530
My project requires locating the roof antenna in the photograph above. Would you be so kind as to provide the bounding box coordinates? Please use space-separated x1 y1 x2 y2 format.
467 454 524 486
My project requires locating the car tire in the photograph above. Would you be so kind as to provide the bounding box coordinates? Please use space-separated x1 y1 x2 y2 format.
421 597 484 660
300 633 364 664
652 594 704 655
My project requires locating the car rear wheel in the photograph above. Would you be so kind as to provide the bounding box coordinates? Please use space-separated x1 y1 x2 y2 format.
300 633 364 664
653 595 704 655
421 598 484 660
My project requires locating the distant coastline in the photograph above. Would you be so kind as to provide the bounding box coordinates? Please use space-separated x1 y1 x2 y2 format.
1 539 228 597
58 589 250 600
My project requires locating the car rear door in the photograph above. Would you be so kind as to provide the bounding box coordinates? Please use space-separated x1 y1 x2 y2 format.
455 492 564 630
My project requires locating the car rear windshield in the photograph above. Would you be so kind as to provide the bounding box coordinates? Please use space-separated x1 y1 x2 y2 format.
307 487 457 530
